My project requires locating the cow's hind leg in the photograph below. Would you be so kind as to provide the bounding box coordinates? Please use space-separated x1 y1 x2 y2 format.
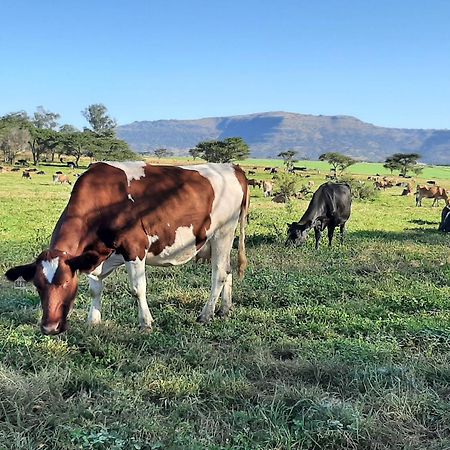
217 272 232 318
197 228 235 323
125 257 154 330
339 223 346 245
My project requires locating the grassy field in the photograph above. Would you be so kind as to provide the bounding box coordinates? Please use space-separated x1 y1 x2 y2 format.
0 161 449 449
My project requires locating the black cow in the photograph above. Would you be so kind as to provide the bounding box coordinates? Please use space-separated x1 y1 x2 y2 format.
286 182 352 249
439 204 450 232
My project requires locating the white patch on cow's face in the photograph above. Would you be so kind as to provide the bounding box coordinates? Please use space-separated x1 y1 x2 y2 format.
104 161 146 186
178 163 244 237
128 194 135 202
146 225 197 266
41 257 60 283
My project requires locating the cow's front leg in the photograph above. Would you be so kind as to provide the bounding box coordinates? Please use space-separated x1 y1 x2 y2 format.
87 276 103 325
125 258 154 330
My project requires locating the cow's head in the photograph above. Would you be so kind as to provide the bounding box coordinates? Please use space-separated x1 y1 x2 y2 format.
286 221 315 246
5 250 101 335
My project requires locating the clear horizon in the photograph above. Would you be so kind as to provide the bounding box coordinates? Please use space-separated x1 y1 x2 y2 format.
1 0 449 130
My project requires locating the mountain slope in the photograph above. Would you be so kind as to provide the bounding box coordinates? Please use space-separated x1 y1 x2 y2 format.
116 112 450 164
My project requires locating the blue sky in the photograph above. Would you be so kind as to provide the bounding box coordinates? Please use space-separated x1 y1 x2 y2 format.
1 0 449 129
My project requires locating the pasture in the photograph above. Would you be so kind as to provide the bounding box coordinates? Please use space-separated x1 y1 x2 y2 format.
0 161 449 449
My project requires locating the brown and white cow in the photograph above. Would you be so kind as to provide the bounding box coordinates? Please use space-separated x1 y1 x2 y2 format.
415 185 448 207
53 174 72 185
262 180 273 197
5 162 249 335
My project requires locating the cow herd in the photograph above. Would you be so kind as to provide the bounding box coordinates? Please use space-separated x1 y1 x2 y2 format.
2 161 449 336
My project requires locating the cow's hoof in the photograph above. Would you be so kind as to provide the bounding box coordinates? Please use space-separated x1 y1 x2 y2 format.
196 314 212 324
139 324 153 333
216 308 230 318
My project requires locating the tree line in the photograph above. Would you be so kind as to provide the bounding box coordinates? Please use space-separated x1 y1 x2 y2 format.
0 105 424 174
0 104 136 166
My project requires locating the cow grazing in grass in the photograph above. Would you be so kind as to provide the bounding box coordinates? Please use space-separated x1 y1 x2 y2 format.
287 182 352 249
53 174 72 185
415 185 448 207
248 178 262 189
439 202 450 232
22 171 31 179
262 180 273 197
5 162 249 335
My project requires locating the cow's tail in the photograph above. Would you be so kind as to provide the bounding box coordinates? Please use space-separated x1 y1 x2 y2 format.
238 185 250 280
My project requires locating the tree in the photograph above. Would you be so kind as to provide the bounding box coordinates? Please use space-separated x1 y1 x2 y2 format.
28 107 61 164
188 148 201 160
191 137 249 163
319 152 356 175
383 158 398 174
278 150 298 172
383 153 422 176
153 148 173 159
28 128 60 165
33 106 60 130
90 134 137 161
60 129 93 167
0 112 31 164
82 104 117 136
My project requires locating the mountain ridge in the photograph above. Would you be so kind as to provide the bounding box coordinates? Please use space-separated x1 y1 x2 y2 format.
116 111 450 164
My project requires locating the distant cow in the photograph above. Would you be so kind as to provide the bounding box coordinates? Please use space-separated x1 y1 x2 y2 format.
270 168 278 174
427 180 436 185
248 179 262 189
262 180 273 197
67 162 76 169
416 185 448 207
22 171 31 179
55 171 63 175
53 174 71 185
17 159 29 166
247 170 256 175
401 184 413 196
36 171 46 175
27 168 37 172
264 167 272 172
287 182 352 249
11 167 20 172
439 203 450 232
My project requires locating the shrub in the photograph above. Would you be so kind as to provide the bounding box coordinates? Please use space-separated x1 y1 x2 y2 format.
338 176 379 201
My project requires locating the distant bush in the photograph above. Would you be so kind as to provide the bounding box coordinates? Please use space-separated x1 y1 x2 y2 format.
338 176 379 201
273 173 300 199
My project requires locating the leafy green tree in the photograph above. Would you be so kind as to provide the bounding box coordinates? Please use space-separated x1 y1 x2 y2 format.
33 106 60 130
188 148 201 160
28 107 61 164
82 104 117 136
192 137 249 163
90 134 137 161
153 148 173 159
278 150 298 171
0 112 31 164
29 128 60 165
383 153 422 176
319 152 356 175
60 129 94 167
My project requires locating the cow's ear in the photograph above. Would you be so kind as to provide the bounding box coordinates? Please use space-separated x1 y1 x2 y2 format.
66 251 101 273
5 263 36 282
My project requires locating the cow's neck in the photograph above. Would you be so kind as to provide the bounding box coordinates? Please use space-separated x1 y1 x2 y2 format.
298 197 326 225
49 210 97 256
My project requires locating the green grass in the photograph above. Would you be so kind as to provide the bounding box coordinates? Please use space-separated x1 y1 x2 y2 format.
0 161 450 449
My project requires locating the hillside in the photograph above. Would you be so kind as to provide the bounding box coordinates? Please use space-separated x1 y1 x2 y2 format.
116 112 450 164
